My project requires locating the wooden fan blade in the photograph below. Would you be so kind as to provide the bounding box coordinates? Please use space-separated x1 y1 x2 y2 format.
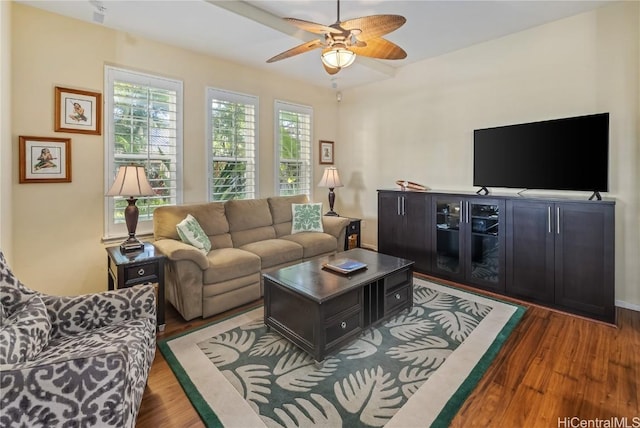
266 39 324 63
323 63 340 75
350 37 407 60
284 18 342 35
341 15 406 40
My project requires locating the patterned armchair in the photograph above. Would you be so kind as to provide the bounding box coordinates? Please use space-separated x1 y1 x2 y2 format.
0 252 156 427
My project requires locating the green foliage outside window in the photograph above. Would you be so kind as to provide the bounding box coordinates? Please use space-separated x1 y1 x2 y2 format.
278 110 309 196
210 99 255 201
112 82 177 222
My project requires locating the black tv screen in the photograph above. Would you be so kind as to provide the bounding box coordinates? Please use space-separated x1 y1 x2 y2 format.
473 113 609 192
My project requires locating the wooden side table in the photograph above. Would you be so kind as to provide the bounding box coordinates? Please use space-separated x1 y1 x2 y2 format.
106 242 166 331
345 218 362 250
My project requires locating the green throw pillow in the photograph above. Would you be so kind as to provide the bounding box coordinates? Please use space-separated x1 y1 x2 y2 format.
176 214 212 253
291 203 324 234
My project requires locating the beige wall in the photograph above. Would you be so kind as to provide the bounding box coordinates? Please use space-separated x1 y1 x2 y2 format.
1 1 12 259
9 4 337 295
336 1 640 309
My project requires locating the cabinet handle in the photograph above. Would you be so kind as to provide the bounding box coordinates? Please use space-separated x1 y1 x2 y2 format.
402 196 406 216
548 206 552 233
340 321 347 329
397 197 401 216
556 206 560 235
466 201 470 223
395 293 401 300
137 268 145 276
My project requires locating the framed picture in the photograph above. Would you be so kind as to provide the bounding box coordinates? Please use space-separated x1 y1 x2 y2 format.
319 140 334 165
55 86 102 135
19 136 72 183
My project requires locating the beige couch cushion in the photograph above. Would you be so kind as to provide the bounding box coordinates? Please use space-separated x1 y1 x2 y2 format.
226 199 276 247
226 199 273 230
202 248 261 284
269 194 309 237
154 202 233 248
239 239 303 269
282 232 338 258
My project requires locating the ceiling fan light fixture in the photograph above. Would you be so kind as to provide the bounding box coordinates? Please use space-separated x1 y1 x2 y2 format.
321 47 356 69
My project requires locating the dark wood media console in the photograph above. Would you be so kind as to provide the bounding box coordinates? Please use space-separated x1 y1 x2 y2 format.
263 249 414 363
378 190 615 323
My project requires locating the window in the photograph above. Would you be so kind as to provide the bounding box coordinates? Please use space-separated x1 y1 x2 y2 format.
104 66 183 239
207 88 258 201
275 100 312 197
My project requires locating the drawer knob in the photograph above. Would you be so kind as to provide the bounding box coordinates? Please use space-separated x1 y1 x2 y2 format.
395 293 401 300
137 268 145 276
340 321 347 329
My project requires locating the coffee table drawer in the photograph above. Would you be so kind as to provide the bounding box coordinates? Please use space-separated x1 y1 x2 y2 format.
385 285 412 314
326 311 361 345
385 268 412 292
323 288 359 318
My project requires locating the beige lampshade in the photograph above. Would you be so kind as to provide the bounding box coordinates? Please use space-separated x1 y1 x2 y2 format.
106 165 155 197
317 167 344 188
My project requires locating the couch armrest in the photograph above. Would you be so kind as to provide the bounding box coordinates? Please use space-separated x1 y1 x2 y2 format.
153 239 209 270
41 284 156 338
322 216 350 241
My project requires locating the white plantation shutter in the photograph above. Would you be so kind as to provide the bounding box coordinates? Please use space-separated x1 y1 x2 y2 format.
104 66 183 239
207 88 258 201
275 100 313 197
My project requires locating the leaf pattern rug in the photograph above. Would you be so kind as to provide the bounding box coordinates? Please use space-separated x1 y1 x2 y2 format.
159 278 525 428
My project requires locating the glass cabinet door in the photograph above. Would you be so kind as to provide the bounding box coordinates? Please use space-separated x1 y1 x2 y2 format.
434 199 463 276
468 201 501 285
432 195 504 291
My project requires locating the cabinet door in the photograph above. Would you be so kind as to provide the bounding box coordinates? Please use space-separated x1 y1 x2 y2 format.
554 203 615 322
465 198 505 292
404 192 430 272
431 196 464 281
378 192 404 258
505 200 555 303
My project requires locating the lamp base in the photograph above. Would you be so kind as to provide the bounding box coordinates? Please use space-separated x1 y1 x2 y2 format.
120 197 144 253
120 236 145 253
324 210 339 217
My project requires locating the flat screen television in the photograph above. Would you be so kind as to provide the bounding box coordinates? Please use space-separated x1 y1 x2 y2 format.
473 113 609 197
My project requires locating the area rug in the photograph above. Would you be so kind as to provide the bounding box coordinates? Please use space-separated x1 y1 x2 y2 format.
158 278 525 428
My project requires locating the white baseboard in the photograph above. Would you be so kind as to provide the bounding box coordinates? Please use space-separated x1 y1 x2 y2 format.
615 299 640 313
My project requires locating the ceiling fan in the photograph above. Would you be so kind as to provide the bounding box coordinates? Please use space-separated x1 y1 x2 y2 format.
266 0 407 75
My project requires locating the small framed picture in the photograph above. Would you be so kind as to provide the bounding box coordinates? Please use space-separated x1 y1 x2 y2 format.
319 140 334 165
55 86 102 135
19 136 72 183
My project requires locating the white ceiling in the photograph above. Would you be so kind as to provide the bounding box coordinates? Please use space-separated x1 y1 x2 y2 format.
18 0 615 90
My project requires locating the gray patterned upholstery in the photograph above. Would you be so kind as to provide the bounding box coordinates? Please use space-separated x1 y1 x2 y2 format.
0 251 156 427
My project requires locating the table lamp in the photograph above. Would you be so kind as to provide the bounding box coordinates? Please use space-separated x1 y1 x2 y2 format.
317 167 344 216
107 165 155 252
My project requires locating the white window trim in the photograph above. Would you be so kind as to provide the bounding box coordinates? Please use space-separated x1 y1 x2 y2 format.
103 66 183 240
274 99 314 199
206 87 259 201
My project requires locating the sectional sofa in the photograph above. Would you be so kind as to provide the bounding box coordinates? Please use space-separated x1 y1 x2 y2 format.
153 195 350 320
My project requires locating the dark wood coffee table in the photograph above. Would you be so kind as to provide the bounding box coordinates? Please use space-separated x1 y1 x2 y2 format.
263 249 414 363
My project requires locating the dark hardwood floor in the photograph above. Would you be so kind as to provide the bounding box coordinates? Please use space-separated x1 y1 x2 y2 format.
136 275 639 427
